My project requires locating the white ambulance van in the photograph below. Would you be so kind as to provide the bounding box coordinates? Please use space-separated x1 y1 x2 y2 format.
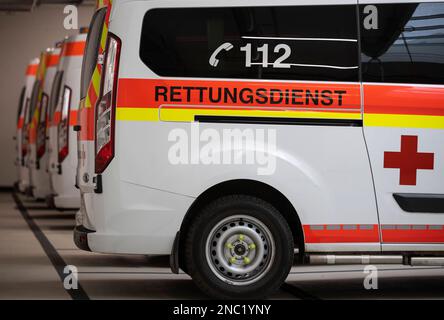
28 47 61 200
14 86 26 190
15 59 36 191
75 0 444 298
47 34 86 209
47 47 65 203
18 58 39 194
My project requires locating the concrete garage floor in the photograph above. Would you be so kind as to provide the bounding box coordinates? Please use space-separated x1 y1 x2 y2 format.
1 191 443 300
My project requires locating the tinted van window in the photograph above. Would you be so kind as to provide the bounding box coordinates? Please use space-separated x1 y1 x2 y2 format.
80 8 107 99
140 6 359 82
17 86 25 123
49 71 63 120
360 3 444 84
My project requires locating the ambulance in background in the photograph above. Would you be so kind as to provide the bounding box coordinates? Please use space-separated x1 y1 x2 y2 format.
14 86 26 190
17 58 39 194
28 47 61 200
75 0 444 299
47 33 87 209
47 44 65 203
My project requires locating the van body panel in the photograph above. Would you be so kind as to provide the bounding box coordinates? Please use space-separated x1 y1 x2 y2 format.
49 34 87 208
17 58 39 193
26 50 53 197
30 50 60 199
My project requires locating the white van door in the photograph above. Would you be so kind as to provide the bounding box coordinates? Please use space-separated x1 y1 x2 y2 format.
77 7 108 193
360 1 444 251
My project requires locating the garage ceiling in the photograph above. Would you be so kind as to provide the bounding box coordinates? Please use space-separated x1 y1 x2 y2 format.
0 0 94 11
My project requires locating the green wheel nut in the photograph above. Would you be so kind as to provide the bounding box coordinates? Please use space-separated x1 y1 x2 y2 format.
229 257 236 264
243 257 251 265
249 243 256 249
225 243 234 249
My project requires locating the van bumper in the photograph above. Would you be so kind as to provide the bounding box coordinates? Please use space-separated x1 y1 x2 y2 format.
54 194 80 209
79 180 195 255
73 225 94 252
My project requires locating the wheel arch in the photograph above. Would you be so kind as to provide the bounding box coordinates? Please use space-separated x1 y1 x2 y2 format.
178 179 304 272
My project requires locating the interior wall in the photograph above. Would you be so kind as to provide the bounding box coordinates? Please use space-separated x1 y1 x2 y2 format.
0 4 94 187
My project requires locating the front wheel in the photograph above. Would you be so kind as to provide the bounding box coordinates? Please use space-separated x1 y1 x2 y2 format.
185 195 294 299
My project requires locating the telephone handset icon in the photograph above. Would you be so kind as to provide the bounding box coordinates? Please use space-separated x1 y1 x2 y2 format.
209 42 234 67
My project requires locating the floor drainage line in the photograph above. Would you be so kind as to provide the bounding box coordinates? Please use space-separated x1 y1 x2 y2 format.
12 192 90 300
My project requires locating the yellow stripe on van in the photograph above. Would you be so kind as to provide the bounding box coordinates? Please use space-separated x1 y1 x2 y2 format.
101 23 108 50
116 107 362 123
364 114 444 129
91 68 101 94
85 95 92 108
116 108 159 121
161 109 362 122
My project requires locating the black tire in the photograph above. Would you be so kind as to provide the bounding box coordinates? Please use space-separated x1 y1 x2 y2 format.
185 195 294 299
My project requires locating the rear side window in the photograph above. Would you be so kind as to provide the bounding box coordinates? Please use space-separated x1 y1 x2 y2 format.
140 6 359 82
80 8 107 99
360 2 444 84
17 86 25 123
49 71 63 120
23 99 30 126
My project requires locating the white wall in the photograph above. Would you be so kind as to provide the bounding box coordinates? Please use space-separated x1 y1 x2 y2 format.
0 4 94 187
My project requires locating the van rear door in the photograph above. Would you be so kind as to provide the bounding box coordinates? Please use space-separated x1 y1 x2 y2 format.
77 7 107 192
48 70 63 175
15 86 26 166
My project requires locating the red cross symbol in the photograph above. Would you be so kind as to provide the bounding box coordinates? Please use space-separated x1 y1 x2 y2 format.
384 135 434 186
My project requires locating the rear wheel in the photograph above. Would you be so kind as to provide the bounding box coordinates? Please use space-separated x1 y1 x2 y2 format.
185 195 294 299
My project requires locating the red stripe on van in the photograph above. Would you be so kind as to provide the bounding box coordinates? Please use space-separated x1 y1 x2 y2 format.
29 118 38 144
88 77 98 103
364 84 444 116
69 110 78 126
46 114 51 128
303 225 380 243
26 64 38 76
62 41 86 57
381 225 444 243
47 54 60 67
17 117 24 129
79 106 95 141
304 224 444 244
53 111 61 126
117 78 361 112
